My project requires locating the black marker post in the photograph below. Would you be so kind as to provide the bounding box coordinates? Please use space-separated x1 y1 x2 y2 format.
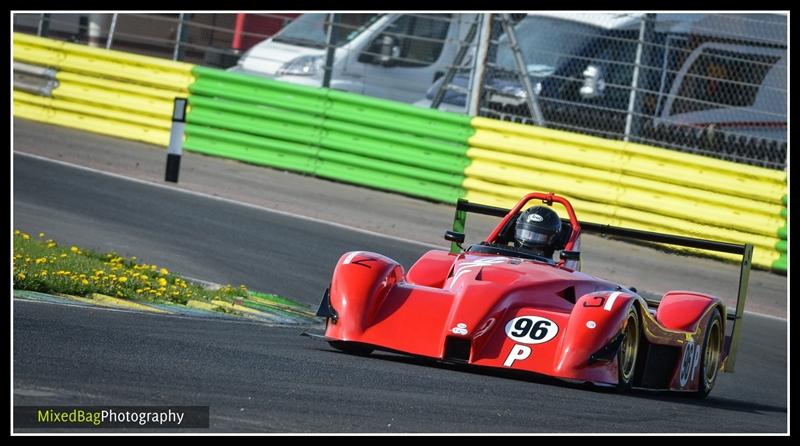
165 97 188 183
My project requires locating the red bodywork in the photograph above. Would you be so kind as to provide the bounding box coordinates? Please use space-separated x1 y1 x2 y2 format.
321 193 730 393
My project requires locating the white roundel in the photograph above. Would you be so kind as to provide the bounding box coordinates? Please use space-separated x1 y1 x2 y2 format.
504 316 559 345
527 213 544 223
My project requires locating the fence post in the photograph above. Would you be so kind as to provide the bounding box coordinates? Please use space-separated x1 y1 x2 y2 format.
173 13 191 61
322 13 337 88
106 13 118 49
37 13 51 37
165 98 188 183
624 13 655 142
467 14 492 116
499 13 545 126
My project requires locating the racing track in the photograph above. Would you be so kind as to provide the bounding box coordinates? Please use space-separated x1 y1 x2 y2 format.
12 153 787 432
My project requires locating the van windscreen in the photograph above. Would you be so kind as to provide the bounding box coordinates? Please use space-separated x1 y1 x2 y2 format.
496 16 605 75
273 14 382 49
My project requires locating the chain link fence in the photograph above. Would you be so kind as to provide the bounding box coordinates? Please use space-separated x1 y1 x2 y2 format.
13 12 787 170
471 13 787 170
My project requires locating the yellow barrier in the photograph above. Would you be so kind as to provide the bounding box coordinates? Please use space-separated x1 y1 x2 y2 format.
464 180 779 269
466 118 787 270
472 117 786 185
12 33 193 148
15 93 170 146
467 149 784 238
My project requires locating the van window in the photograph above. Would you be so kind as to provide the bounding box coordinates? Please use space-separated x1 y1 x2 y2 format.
496 16 605 74
671 46 781 115
383 14 452 67
272 14 381 49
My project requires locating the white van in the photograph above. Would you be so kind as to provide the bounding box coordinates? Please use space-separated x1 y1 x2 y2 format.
229 13 476 103
416 13 787 142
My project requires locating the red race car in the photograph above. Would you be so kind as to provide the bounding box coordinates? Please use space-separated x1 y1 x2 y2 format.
312 192 753 397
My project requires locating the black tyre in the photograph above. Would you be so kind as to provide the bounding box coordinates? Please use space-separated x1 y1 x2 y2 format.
695 310 723 398
617 306 640 391
329 341 373 356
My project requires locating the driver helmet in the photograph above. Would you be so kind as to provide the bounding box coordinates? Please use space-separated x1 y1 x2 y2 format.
514 206 562 253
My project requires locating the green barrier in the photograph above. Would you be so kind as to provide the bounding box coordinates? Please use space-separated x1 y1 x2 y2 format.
780 207 787 219
323 118 467 157
782 194 787 206
183 132 317 174
775 240 786 254
317 148 463 187
186 66 472 204
187 107 323 147
327 89 472 126
325 101 473 144
185 124 319 164
189 80 326 117
188 95 323 128
192 66 327 99
315 160 463 204
322 131 468 176
772 253 787 273
778 224 787 240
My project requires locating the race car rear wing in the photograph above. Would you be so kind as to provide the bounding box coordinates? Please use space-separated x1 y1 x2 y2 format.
449 198 753 372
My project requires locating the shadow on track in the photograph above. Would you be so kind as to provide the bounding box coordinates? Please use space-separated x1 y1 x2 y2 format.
305 341 786 416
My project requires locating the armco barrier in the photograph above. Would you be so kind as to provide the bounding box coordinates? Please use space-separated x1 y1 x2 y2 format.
185 66 473 203
465 118 787 272
12 34 786 273
12 33 193 147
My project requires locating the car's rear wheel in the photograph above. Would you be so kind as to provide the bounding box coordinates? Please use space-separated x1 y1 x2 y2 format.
617 307 640 391
329 341 373 356
695 310 723 398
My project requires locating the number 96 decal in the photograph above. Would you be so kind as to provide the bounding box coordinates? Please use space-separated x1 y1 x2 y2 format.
504 316 559 344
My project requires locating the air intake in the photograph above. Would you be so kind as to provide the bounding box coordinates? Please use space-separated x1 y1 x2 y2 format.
443 337 471 363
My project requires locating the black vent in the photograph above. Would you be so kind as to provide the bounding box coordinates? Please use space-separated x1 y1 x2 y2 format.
558 286 576 303
444 337 471 363
636 344 681 389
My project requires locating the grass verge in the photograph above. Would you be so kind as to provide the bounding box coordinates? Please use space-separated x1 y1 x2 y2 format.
13 230 264 307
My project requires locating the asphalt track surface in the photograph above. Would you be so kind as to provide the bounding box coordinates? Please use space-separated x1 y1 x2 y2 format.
13 153 787 433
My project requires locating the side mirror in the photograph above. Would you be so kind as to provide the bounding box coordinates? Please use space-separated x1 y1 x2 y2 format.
444 230 465 244
377 34 400 66
579 65 606 99
560 250 580 261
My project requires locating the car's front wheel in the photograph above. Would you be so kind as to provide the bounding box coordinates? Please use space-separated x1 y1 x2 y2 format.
617 307 640 391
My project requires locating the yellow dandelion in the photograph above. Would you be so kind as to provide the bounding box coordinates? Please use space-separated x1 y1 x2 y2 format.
157 278 167 287
59 253 67 258
70 246 79 253
22 234 30 240
38 232 45 238
41 271 48 276
47 242 57 248
118 276 128 283
16 272 25 280
81 279 89 285
14 230 20 235
159 268 169 276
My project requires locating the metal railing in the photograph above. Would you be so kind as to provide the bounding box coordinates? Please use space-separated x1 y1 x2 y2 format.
12 12 787 170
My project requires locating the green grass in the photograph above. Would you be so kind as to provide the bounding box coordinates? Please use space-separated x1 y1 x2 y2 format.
13 230 252 305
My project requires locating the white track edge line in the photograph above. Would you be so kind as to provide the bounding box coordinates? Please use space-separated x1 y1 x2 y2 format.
14 151 445 250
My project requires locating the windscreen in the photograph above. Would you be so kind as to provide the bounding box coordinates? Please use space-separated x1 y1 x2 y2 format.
495 16 605 76
272 13 382 49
